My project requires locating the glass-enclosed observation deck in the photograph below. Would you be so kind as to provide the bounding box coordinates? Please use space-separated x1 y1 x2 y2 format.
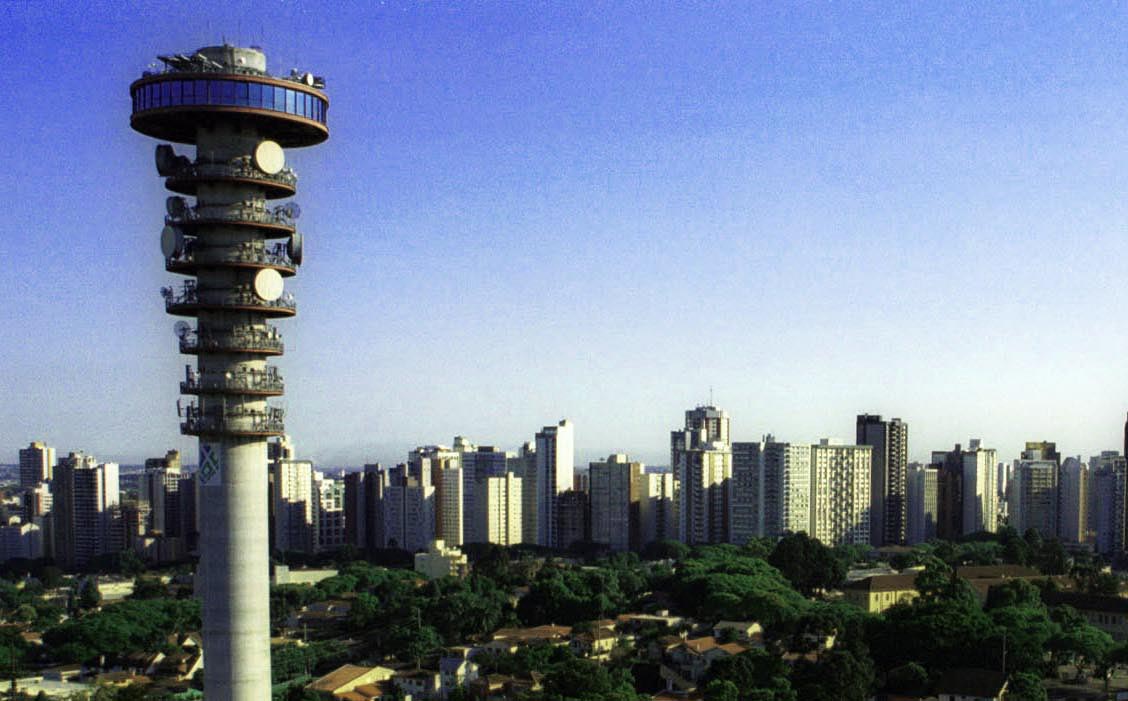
130 74 328 147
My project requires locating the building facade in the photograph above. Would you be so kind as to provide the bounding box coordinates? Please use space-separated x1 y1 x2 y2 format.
810 440 871 546
856 415 908 546
588 454 642 551
536 420 575 548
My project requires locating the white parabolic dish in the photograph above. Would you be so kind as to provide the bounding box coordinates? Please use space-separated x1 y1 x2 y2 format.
253 140 285 175
253 268 284 302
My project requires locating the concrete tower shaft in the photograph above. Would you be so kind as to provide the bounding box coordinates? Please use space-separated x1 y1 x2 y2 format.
131 44 328 701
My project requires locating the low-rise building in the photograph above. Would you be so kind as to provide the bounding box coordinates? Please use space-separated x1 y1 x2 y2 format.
307 664 396 698
414 540 469 580
842 573 919 613
935 668 1007 701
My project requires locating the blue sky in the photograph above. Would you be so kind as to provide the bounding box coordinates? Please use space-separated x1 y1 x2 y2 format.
4 2 1128 467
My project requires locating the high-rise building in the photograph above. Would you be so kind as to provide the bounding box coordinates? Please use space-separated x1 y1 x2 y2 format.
555 488 589 550
344 464 385 555
1058 457 1087 543
672 406 732 545
933 440 998 537
1090 452 1127 554
474 472 523 546
19 441 54 488
312 471 346 553
1011 447 1059 540
856 415 909 546
51 453 120 570
409 446 463 546
272 457 314 554
460 446 508 544
906 463 938 545
535 420 574 548
639 471 677 546
508 442 538 545
730 441 763 544
132 42 328 700
809 440 871 546
143 450 183 536
588 454 642 551
382 465 435 552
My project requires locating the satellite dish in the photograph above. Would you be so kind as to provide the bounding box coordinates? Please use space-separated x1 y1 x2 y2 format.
253 268 284 302
253 141 285 175
166 196 187 217
288 232 303 265
173 321 191 339
303 72 315 87
160 225 184 258
286 202 301 220
155 145 178 176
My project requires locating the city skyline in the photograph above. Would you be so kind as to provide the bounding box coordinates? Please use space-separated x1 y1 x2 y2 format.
6 2 1128 466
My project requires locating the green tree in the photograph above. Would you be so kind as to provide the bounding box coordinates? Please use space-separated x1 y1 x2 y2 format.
1007 671 1048 701
768 533 844 595
704 679 739 701
541 656 639 701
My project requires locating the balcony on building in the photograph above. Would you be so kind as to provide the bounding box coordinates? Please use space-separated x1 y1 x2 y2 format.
179 403 285 437
162 281 296 317
179 326 284 355
166 239 297 276
165 156 297 198
181 366 284 396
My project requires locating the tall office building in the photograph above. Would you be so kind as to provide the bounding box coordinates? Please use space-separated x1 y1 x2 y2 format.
51 453 121 570
460 446 508 544
639 471 677 545
672 406 732 545
1090 452 1127 554
272 457 314 554
507 442 538 545
382 465 435 552
344 464 385 555
535 420 574 548
933 440 998 537
132 43 328 701
765 440 812 538
474 472 523 546
1011 447 1059 540
856 415 908 546
555 488 589 549
312 472 346 553
588 454 643 551
906 464 938 545
1058 457 1087 543
19 442 55 488
809 440 871 546
143 450 183 536
730 441 763 544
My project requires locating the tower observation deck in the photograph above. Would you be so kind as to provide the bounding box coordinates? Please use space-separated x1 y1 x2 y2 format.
130 44 327 701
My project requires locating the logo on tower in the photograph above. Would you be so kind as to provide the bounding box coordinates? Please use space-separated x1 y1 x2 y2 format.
199 444 222 485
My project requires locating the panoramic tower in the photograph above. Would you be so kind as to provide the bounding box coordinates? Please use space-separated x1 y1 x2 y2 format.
130 45 328 700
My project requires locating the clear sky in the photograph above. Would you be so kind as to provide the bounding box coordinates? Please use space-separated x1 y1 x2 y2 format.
4 1 1128 468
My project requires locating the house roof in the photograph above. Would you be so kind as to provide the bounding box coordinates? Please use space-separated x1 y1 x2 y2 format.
843 574 919 592
1044 590 1128 614
491 624 572 641
956 565 1039 579
308 664 375 692
935 668 1007 697
679 636 747 655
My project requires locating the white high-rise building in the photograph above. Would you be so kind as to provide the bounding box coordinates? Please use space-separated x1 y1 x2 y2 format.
410 446 463 546
535 420 574 548
51 453 120 569
508 442 538 545
1090 452 1126 554
639 471 676 545
1011 447 1058 540
1058 457 1087 543
767 441 812 538
19 442 54 488
673 406 732 545
312 472 346 553
272 458 314 554
589 454 642 551
460 446 509 544
474 472 522 546
382 465 435 552
143 450 182 536
810 440 871 546
906 464 938 545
